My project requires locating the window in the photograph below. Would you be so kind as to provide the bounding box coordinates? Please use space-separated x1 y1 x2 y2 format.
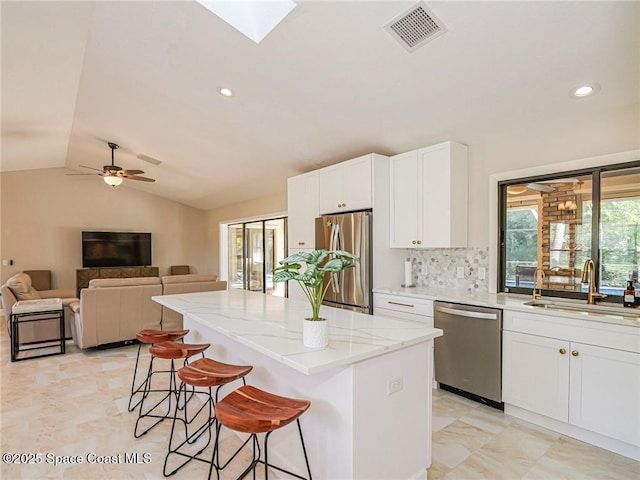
499 162 640 302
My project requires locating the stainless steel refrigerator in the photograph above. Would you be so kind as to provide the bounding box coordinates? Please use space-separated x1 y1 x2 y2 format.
315 211 372 314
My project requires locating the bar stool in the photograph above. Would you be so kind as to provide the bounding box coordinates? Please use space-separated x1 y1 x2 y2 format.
212 385 312 480
163 358 253 477
128 329 190 412
134 340 210 438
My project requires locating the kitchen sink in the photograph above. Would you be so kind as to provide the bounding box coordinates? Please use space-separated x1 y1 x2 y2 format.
523 299 640 319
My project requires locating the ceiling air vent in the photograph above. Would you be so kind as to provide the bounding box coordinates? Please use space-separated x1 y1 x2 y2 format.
384 2 447 52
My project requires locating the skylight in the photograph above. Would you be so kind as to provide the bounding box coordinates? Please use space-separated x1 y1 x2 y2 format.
197 0 296 44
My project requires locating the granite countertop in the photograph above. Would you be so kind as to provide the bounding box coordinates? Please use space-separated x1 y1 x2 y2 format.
153 289 442 375
373 286 640 328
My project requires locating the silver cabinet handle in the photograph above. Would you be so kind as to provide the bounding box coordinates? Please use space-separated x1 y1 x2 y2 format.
434 305 498 320
388 301 415 308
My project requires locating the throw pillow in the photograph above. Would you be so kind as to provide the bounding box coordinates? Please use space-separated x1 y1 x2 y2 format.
6 273 41 301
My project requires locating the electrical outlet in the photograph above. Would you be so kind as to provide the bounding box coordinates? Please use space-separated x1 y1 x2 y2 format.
387 376 403 395
478 267 486 280
456 267 465 278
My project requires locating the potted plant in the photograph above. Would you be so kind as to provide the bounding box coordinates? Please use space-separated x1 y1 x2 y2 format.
273 249 359 348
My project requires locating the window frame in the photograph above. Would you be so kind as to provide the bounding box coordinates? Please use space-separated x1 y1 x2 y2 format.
497 160 640 303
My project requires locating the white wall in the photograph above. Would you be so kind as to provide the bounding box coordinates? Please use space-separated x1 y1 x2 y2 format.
205 192 288 276
467 103 639 247
0 167 210 289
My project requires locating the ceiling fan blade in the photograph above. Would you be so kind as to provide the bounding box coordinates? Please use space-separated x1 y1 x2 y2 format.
79 164 104 172
526 183 555 193
125 175 155 183
121 169 144 175
66 173 100 176
535 178 580 184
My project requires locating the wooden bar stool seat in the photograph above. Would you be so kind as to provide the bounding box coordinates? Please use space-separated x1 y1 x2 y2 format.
128 329 190 412
134 340 210 438
178 358 253 387
212 385 312 480
149 340 210 360
137 328 189 344
163 358 253 477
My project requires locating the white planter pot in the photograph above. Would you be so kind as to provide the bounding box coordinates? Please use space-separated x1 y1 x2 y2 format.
303 318 328 349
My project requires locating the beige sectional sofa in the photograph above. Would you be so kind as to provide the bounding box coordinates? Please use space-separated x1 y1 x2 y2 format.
69 274 226 349
160 274 227 330
69 277 163 349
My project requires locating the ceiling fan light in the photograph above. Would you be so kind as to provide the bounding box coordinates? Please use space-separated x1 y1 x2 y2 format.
104 176 123 187
507 185 527 195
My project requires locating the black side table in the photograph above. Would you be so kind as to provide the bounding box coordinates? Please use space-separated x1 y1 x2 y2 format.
10 305 65 362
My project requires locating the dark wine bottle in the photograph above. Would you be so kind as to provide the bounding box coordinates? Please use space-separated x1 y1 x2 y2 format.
623 280 636 308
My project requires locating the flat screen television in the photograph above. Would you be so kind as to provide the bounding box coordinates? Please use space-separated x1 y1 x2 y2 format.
82 231 152 268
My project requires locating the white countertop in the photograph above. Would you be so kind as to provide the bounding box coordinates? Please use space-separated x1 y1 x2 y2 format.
153 289 442 375
374 286 640 328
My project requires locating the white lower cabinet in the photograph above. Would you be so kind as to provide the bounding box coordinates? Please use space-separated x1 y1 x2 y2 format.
503 331 569 422
502 310 640 459
569 342 640 446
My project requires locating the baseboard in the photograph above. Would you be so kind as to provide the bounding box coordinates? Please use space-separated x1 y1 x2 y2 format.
505 404 639 461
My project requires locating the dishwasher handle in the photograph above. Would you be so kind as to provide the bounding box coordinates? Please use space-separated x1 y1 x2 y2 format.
434 305 499 320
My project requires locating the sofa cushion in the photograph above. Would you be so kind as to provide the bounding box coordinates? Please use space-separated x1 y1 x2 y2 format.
6 273 41 301
88 277 161 288
69 301 81 314
23 270 51 291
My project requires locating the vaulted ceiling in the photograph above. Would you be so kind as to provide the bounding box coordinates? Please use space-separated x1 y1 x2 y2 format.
2 1 638 209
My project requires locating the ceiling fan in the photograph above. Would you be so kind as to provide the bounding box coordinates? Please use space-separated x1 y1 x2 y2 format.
509 178 580 195
68 142 155 187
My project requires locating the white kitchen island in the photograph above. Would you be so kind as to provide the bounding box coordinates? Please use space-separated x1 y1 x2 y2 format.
153 289 442 480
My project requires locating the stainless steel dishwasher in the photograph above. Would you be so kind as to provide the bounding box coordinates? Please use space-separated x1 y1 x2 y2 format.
434 301 503 409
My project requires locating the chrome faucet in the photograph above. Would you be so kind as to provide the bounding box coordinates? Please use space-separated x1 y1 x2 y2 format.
581 259 607 305
532 268 545 300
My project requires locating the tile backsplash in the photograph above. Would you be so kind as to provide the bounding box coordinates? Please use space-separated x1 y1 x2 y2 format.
407 247 489 292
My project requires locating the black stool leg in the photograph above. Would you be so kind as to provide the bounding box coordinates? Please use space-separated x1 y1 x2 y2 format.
297 419 312 480
134 358 180 438
163 382 216 476
128 343 145 412
264 431 271 480
259 420 311 480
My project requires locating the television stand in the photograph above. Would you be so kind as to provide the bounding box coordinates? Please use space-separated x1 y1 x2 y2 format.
76 266 159 296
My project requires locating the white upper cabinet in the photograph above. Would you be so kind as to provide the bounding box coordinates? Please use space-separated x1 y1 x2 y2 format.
287 171 319 250
318 155 372 214
389 141 468 248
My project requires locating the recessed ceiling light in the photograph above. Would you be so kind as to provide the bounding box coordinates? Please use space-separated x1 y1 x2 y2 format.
571 83 601 98
218 87 233 97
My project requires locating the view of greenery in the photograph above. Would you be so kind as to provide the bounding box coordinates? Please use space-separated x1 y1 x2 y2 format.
505 207 537 280
505 198 640 293
600 198 640 287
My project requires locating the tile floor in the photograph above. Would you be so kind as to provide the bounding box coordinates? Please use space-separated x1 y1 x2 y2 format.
429 388 639 479
1 328 639 479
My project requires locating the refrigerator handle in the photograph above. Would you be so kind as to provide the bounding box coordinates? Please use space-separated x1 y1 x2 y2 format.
359 214 367 295
331 224 342 293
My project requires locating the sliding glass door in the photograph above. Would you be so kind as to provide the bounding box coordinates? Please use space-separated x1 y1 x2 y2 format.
227 218 287 297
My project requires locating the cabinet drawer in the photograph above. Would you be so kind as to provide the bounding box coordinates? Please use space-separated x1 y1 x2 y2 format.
374 293 433 318
504 310 640 353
